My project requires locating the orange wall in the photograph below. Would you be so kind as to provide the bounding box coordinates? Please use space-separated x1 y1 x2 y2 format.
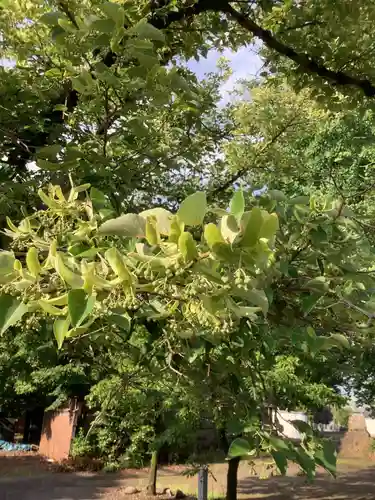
39 402 81 461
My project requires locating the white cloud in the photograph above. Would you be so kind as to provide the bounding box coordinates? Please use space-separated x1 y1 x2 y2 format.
187 44 264 104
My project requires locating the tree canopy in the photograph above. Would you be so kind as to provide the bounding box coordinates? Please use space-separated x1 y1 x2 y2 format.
2 1 375 498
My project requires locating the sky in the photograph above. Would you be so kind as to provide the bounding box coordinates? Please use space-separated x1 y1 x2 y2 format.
187 45 264 103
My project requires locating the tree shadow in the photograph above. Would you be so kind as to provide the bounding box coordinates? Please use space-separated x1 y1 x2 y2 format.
238 466 375 499
0 472 124 500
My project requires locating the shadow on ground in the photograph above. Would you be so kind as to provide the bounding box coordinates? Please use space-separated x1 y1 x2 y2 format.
238 466 375 499
0 472 124 500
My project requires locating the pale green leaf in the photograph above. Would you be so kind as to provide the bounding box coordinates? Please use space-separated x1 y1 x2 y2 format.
53 316 71 349
204 223 224 248
140 208 172 235
177 192 207 226
227 438 255 459
55 253 84 289
99 213 146 237
240 207 263 247
220 215 239 244
259 213 279 240
0 252 15 275
58 18 76 32
178 232 198 262
145 217 160 245
26 247 41 278
230 189 245 221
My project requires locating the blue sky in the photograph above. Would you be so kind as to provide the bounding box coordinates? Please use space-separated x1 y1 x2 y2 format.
187 45 264 103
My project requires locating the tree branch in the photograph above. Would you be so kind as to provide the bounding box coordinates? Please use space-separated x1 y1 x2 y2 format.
210 113 298 196
223 3 375 97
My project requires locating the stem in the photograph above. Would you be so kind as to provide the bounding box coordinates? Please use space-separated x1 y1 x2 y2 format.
147 450 158 495
226 457 240 500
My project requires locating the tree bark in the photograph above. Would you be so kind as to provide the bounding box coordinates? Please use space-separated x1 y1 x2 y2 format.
147 450 158 495
226 457 240 500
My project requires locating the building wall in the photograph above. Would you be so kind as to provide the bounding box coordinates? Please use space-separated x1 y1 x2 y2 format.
39 400 81 461
276 410 308 440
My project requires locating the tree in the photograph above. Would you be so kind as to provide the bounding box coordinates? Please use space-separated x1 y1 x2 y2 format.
2 1 375 498
1 0 375 200
1 182 374 498
221 83 375 199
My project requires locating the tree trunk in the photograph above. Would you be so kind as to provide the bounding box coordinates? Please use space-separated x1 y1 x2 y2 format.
146 450 158 495
226 457 240 500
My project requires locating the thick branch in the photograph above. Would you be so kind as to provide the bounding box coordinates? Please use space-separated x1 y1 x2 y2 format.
224 3 375 97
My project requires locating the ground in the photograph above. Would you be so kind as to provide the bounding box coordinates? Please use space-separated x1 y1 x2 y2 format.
1 453 375 500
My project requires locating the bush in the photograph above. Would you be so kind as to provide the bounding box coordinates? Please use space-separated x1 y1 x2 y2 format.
70 429 97 458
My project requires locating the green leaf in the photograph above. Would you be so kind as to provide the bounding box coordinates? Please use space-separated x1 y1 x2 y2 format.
55 253 84 289
0 295 28 335
315 440 336 477
130 21 166 42
227 438 254 459
178 232 198 262
38 300 67 316
38 188 60 208
58 18 77 33
91 18 116 33
220 215 239 244
294 448 316 481
177 192 207 226
68 289 95 327
204 223 224 248
232 306 261 318
268 190 287 202
37 144 62 160
232 288 269 315
301 293 321 315
101 2 124 25
0 252 15 275
105 248 133 283
259 213 279 240
322 333 350 351
269 436 290 452
109 312 132 332
39 11 63 26
140 208 172 235
99 214 146 237
53 316 71 349
145 217 160 245
271 450 288 475
90 187 108 209
37 159 61 171
230 189 245 221
289 196 310 205
291 420 313 436
240 207 263 247
305 276 329 293
329 333 350 349
26 247 41 278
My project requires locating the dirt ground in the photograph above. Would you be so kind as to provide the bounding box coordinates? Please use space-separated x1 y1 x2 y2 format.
1 453 375 500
